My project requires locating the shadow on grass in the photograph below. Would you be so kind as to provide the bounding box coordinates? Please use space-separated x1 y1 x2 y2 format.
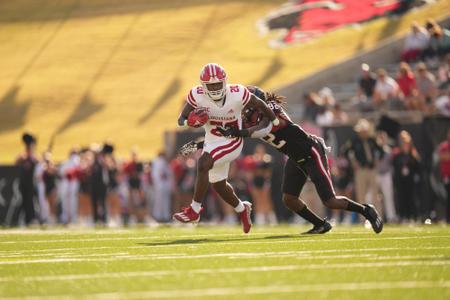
137 234 314 247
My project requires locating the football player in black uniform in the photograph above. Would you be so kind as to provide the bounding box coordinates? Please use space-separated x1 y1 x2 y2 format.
181 86 383 234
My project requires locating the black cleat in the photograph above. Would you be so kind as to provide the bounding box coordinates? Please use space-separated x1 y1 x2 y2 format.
364 204 383 234
302 220 332 234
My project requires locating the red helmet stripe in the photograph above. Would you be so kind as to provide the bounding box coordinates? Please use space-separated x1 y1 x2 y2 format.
187 90 197 107
208 64 213 80
212 64 217 77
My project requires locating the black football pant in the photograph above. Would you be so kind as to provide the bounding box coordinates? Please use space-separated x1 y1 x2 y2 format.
19 183 36 225
282 141 335 202
91 186 107 224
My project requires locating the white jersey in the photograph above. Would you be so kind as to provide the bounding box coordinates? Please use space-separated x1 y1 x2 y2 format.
186 84 251 144
186 83 251 182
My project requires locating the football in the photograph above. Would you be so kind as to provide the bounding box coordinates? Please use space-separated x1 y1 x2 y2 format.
242 108 262 129
187 108 209 127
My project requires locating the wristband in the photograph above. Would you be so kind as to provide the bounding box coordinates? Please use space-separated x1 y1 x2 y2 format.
272 118 280 126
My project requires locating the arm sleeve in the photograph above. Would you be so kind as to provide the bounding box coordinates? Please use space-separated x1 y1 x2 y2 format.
186 89 198 108
250 123 273 138
242 86 251 107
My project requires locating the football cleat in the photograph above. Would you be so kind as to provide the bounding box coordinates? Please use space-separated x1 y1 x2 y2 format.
173 206 203 223
239 201 252 234
364 204 383 234
302 220 332 235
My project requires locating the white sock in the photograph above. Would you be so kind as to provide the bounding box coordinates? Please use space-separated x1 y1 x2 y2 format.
190 200 202 214
234 201 245 213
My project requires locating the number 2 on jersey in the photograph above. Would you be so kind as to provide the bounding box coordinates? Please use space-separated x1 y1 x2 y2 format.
262 133 286 149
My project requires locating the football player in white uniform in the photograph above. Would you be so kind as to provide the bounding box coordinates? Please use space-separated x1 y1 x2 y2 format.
173 63 278 233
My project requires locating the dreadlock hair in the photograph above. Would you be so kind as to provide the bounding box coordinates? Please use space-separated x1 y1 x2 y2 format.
265 92 286 105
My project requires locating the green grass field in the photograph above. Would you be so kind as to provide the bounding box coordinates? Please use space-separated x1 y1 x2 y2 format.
0 225 449 299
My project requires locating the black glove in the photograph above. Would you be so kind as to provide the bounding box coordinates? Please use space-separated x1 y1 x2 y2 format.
217 127 249 138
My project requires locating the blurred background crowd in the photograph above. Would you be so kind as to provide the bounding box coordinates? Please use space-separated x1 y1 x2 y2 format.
13 121 450 228
7 18 450 228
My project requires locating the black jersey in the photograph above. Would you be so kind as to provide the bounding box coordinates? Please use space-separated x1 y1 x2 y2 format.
261 100 315 163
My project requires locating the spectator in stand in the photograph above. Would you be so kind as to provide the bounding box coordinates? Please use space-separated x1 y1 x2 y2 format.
123 148 146 223
356 63 377 111
373 68 401 110
437 53 450 89
401 22 430 62
142 161 155 224
415 62 437 110
151 151 173 222
435 88 450 117
392 131 421 223
302 92 322 122
438 128 450 223
90 147 109 225
41 152 58 223
170 154 196 213
59 148 81 225
318 87 336 107
16 133 39 225
35 151 58 224
315 105 333 126
103 144 121 226
375 131 397 223
330 104 349 125
77 148 93 225
247 144 276 225
330 154 354 224
424 20 450 61
396 62 420 110
342 119 384 215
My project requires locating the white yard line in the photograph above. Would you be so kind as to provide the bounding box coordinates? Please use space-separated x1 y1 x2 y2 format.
1 281 449 299
0 231 354 244
0 251 444 262
1 234 449 248
0 245 447 260
65 281 450 299
140 235 450 248
0 260 448 281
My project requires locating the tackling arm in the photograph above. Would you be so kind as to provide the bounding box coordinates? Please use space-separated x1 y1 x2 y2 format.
246 94 278 125
244 116 272 138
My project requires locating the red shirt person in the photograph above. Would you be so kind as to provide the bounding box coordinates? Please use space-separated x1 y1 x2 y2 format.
438 128 450 223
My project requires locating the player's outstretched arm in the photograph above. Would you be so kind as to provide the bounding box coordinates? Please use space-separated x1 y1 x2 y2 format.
178 103 195 127
217 116 272 139
246 94 278 125
243 116 272 138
